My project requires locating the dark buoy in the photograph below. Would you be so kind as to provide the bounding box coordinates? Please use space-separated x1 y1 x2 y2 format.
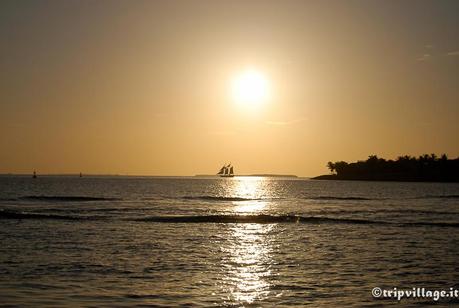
33 171 37 179
79 172 82 178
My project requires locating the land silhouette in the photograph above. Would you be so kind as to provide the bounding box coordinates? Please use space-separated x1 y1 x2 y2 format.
313 154 459 182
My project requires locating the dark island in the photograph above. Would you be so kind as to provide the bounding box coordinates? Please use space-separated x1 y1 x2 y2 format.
313 154 459 182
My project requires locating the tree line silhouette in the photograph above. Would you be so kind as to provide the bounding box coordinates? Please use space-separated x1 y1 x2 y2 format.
315 154 459 182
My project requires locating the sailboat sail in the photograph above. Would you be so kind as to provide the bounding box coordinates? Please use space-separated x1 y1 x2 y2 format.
217 164 235 177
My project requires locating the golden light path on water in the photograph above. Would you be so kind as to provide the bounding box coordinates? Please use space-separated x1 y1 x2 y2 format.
232 177 269 214
219 177 278 304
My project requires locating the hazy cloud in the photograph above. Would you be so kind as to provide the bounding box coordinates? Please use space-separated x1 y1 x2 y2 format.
417 54 431 61
447 51 459 56
417 48 459 61
208 130 236 136
266 118 306 126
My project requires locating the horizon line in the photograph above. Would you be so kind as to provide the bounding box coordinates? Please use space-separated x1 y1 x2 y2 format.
0 173 310 178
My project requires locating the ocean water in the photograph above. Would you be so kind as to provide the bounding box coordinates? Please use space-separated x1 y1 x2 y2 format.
1 176 459 307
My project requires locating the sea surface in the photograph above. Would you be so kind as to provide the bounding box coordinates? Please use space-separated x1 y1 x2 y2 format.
1 176 459 307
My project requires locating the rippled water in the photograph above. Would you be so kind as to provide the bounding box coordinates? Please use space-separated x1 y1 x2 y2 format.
1 176 459 306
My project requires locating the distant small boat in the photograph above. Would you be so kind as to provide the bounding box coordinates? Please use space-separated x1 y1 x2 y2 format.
33 171 37 179
217 164 235 177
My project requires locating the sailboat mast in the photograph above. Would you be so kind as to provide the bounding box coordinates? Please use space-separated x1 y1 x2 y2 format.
217 165 227 175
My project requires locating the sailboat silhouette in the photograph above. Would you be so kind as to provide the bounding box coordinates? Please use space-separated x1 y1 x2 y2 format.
217 164 234 177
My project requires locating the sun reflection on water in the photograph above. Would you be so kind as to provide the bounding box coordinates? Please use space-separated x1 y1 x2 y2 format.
218 177 278 305
232 176 265 199
233 200 268 213
220 223 275 305
230 177 270 214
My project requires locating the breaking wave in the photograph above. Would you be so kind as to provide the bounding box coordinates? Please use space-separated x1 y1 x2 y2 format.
418 195 459 199
308 196 375 201
135 214 459 228
182 196 263 202
0 197 18 201
2 210 458 228
20 196 121 202
0 210 92 220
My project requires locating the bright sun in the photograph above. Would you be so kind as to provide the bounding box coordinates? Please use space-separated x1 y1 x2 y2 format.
231 69 269 107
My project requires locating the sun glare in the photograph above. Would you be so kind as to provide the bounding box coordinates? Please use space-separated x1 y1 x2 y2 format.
231 69 269 107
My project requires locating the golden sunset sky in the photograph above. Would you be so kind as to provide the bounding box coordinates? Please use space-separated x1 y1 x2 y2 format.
1 0 458 176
